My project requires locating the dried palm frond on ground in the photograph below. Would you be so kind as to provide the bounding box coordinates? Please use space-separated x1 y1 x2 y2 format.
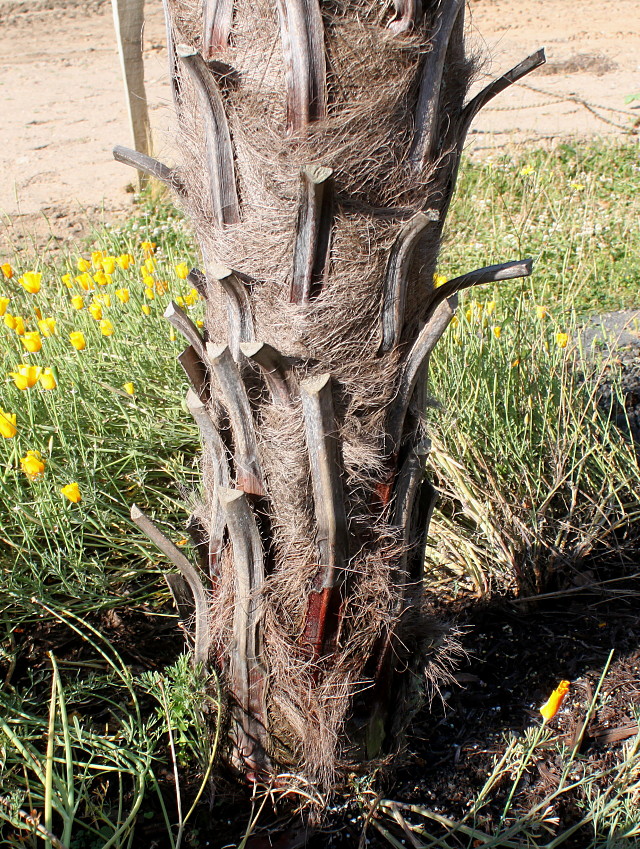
116 0 545 788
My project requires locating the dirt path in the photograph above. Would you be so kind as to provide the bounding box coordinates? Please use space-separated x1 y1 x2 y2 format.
1 0 638 255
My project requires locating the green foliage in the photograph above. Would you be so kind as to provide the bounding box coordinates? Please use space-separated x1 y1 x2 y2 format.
0 608 158 849
427 296 640 594
442 142 640 313
140 656 220 771
0 228 200 620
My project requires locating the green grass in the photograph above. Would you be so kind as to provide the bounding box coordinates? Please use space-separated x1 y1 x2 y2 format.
0 139 639 846
0 214 201 621
440 141 640 313
426 299 640 594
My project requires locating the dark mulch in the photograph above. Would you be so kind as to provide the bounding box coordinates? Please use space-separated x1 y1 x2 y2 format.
5 606 185 681
206 554 639 849
3 559 639 848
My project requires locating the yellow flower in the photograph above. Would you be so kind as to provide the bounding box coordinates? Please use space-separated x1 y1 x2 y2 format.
140 241 156 256
486 300 496 316
102 256 117 274
512 358 520 368
556 332 569 349
91 250 104 268
61 273 73 288
21 332 42 353
141 304 151 315
520 164 535 176
69 331 86 351
20 271 42 294
184 288 200 306
175 262 189 280
465 307 472 322
20 450 45 481
88 302 103 321
492 326 502 339
116 254 133 270
0 296 9 316
144 286 155 300
71 295 84 310
99 319 114 336
61 482 82 503
142 274 155 289
77 258 91 272
33 307 42 321
540 680 570 723
433 273 447 288
196 319 204 327
4 314 16 330
93 271 111 286
115 288 130 304
175 296 185 307
95 293 111 307
9 364 42 389
76 272 95 292
0 408 17 438
154 279 169 295
1 263 14 280
169 327 177 342
37 317 56 337
39 368 57 390
450 314 459 328
144 257 156 274
570 182 585 191
536 305 548 320
13 316 26 336
123 382 135 395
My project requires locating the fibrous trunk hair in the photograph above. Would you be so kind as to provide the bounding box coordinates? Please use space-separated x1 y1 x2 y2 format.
122 0 543 792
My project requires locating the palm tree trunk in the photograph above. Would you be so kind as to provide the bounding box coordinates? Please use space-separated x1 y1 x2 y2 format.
118 0 544 789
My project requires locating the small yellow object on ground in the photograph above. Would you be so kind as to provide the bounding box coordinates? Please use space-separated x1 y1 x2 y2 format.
0 409 17 438
9 365 42 390
38 317 56 337
40 368 57 390
540 680 570 723
20 271 42 293
69 331 86 351
22 332 42 352
61 482 82 503
21 450 45 480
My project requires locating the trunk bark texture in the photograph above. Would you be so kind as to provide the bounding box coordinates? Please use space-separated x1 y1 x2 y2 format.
120 0 543 789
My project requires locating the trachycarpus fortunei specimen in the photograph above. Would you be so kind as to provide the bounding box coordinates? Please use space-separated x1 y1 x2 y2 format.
115 0 544 789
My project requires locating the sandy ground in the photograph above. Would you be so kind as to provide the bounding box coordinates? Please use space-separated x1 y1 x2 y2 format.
0 0 638 255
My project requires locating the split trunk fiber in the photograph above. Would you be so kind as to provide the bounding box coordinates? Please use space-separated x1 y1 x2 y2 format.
117 0 544 789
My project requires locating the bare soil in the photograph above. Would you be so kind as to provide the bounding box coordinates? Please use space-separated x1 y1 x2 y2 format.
1 0 638 255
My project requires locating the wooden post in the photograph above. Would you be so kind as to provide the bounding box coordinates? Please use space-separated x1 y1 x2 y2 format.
111 0 152 190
